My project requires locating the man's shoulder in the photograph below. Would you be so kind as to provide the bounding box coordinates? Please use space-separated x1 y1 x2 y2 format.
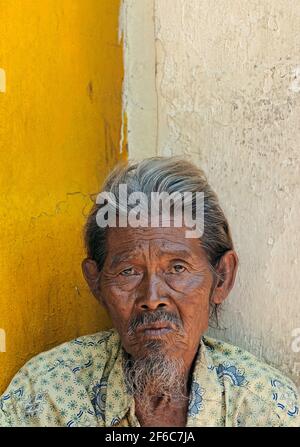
203 335 298 392
18 327 120 377
0 329 120 426
203 336 299 423
1 327 120 400
0 328 121 426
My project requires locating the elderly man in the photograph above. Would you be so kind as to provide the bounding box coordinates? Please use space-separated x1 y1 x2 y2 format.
0 157 299 427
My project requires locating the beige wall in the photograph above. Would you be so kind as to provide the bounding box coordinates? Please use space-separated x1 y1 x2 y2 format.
123 0 300 386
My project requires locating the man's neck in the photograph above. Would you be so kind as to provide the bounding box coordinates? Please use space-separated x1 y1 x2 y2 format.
134 391 189 427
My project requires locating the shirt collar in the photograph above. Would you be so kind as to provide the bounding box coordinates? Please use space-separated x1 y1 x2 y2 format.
186 336 223 425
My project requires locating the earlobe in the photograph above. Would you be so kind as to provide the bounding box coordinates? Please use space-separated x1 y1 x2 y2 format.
210 250 238 305
82 258 99 281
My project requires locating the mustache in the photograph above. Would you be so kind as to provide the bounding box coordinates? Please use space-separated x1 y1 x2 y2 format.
127 309 183 336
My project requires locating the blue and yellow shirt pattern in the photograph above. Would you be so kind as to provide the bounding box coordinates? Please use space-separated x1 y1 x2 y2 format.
0 328 299 427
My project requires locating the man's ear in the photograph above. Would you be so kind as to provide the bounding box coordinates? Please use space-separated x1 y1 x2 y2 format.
81 258 106 308
210 250 238 305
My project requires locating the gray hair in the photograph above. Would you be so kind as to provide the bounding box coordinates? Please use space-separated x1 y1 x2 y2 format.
84 156 235 325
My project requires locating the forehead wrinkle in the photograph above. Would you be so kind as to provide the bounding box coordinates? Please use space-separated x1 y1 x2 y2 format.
144 238 201 266
107 229 204 267
155 244 193 259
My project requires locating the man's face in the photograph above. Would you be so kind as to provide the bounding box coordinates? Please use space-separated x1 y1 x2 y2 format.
97 225 216 366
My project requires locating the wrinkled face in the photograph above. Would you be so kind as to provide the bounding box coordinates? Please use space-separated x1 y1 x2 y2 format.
95 225 219 367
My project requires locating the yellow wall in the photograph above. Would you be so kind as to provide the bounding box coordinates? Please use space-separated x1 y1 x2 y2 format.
0 0 125 393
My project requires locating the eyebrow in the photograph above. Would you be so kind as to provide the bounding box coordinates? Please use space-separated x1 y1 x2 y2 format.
109 251 139 269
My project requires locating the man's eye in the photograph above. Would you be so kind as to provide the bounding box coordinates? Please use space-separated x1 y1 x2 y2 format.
120 267 136 276
170 264 186 274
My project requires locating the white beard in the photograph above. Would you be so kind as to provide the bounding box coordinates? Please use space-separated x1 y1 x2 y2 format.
122 346 188 414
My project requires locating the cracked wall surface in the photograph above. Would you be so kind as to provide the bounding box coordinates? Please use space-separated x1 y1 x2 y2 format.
0 0 124 393
119 0 158 159
125 0 300 385
156 0 300 386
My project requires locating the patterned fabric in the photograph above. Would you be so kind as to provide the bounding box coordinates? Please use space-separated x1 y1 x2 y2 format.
0 328 299 427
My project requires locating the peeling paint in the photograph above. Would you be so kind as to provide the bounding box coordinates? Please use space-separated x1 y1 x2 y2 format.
0 329 6 353
289 66 300 93
154 0 300 385
0 0 123 394
0 68 6 92
120 0 158 159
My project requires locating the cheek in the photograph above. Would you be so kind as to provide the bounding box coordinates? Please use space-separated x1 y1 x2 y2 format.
100 284 134 333
184 298 210 325
179 283 211 336
102 274 142 293
166 271 207 294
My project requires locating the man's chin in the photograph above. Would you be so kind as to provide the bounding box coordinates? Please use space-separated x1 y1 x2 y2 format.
125 330 181 360
134 340 175 362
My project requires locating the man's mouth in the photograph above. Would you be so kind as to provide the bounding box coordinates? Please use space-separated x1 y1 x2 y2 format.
137 323 174 337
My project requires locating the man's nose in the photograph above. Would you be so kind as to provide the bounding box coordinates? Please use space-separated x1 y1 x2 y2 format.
137 273 168 311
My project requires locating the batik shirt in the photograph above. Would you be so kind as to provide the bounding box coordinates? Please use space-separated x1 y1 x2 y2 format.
0 328 299 427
